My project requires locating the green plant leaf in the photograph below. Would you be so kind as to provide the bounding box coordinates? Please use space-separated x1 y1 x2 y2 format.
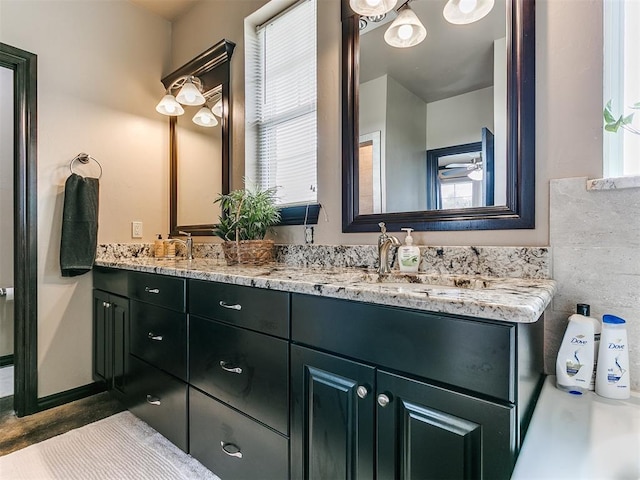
622 113 635 125
630 102 640 110
603 100 616 123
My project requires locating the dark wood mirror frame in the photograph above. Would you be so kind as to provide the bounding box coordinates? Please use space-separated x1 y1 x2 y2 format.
165 39 235 236
341 0 535 232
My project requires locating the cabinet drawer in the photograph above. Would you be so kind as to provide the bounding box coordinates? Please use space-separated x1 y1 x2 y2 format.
292 294 515 402
190 387 289 480
126 355 188 452
130 300 187 381
189 280 289 338
94 267 128 297
128 271 185 312
190 315 289 434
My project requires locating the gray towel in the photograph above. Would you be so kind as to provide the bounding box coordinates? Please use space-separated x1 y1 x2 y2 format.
60 173 99 277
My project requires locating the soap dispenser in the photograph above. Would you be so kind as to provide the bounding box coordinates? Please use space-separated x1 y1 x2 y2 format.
398 228 420 273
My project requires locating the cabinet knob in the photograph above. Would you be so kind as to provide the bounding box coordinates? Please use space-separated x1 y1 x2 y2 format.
219 301 242 311
219 361 243 374
144 286 160 294
103 302 111 308
356 385 369 399
146 394 161 406
220 441 243 459
377 393 391 407
148 332 163 341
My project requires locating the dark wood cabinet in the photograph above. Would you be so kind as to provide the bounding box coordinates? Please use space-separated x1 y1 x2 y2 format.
376 371 515 480
291 293 542 480
92 289 129 397
291 345 375 480
94 269 542 480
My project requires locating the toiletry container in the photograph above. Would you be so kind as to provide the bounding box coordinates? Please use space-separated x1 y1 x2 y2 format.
556 312 595 394
576 303 601 390
596 314 630 399
154 234 164 258
164 238 176 258
398 228 420 273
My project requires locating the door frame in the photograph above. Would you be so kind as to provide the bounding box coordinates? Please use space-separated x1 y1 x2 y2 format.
0 43 38 417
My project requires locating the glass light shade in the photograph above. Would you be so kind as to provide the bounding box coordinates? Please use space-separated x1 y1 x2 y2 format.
176 79 206 106
211 98 223 117
468 167 483 181
349 0 397 17
443 0 495 25
192 107 219 127
384 6 427 48
155 94 185 116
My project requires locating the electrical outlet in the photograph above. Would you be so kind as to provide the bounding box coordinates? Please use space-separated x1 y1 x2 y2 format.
131 221 143 239
304 226 314 244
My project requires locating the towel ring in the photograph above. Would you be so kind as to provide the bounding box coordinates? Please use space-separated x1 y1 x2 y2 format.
70 152 103 179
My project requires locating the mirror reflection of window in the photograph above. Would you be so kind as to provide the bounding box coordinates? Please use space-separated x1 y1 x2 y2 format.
358 131 383 214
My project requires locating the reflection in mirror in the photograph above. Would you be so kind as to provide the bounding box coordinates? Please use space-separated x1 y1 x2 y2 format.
176 86 223 227
163 40 235 236
358 0 505 214
342 0 536 232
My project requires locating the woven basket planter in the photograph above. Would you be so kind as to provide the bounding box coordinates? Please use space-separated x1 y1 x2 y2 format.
221 239 275 266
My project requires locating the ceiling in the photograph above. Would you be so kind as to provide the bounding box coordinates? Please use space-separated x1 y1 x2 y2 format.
359 1 506 104
129 0 199 21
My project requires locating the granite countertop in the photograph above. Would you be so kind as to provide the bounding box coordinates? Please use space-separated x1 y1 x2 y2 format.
94 257 556 324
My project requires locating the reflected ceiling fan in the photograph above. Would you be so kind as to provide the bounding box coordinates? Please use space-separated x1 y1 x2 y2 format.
439 156 483 180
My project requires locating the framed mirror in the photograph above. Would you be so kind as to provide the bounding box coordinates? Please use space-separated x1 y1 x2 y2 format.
341 0 535 232
163 39 235 236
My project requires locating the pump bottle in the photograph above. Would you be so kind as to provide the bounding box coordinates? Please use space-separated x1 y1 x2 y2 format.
398 228 420 273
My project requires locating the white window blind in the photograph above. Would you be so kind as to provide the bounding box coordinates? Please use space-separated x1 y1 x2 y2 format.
253 0 317 206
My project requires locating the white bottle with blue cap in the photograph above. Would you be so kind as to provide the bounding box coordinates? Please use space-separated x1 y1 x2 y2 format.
595 314 630 399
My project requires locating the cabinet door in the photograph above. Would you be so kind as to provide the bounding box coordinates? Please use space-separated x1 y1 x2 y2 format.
377 371 516 480
291 345 375 480
93 290 111 384
111 296 129 395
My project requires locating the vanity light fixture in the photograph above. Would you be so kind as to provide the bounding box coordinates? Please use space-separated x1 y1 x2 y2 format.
443 0 495 25
384 1 426 48
192 105 219 127
175 76 206 106
155 75 206 117
211 98 223 117
350 0 397 17
155 94 185 116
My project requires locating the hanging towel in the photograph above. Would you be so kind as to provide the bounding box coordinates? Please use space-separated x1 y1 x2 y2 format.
60 173 99 277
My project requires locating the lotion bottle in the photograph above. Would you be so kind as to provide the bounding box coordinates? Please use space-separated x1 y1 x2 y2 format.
154 234 164 258
556 311 595 394
398 228 420 273
575 303 601 391
595 314 630 399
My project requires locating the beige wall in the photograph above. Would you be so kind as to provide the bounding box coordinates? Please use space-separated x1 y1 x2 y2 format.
0 0 171 396
172 0 604 247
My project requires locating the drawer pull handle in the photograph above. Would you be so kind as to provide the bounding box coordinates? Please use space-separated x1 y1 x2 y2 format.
219 301 242 311
220 441 243 459
377 393 391 407
145 287 160 294
148 332 163 341
219 361 243 374
146 395 161 406
357 385 369 399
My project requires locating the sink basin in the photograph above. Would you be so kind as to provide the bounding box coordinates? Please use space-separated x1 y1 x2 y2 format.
356 272 495 289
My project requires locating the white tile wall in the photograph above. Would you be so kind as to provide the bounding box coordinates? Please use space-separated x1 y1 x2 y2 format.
548 177 640 391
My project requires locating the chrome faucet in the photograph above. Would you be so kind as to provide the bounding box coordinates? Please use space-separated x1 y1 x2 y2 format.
174 231 193 260
377 222 400 275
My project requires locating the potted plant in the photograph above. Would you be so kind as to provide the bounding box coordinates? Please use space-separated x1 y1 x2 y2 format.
213 186 281 265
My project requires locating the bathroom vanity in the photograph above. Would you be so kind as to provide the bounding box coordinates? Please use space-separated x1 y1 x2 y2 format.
92 257 555 480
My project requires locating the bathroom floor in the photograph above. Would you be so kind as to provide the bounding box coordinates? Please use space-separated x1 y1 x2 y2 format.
0 391 125 457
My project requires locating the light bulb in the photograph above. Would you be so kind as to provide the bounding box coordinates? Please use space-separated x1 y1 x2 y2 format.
349 0 396 17
366 0 381 6
176 78 206 106
397 24 413 40
192 107 219 127
155 94 185 116
458 0 477 14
